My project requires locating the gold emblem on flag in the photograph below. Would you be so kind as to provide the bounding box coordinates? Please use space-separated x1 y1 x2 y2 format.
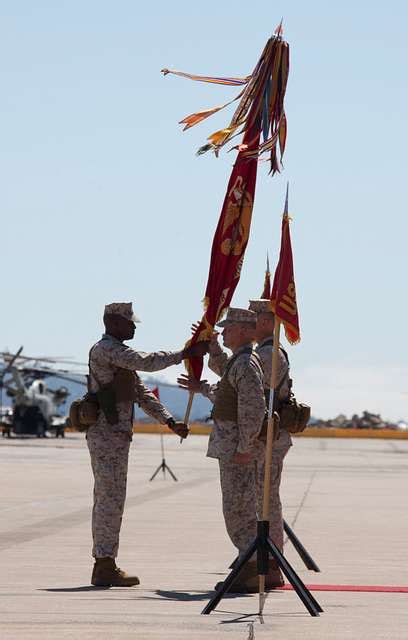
221 176 253 256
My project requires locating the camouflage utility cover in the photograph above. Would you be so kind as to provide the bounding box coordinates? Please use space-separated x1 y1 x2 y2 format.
104 302 140 323
248 298 273 314
216 307 257 327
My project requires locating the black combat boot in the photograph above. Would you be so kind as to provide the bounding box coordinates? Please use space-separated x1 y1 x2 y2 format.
91 557 140 587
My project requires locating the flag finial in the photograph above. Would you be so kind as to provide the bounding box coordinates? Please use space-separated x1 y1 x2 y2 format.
284 181 289 216
274 20 284 37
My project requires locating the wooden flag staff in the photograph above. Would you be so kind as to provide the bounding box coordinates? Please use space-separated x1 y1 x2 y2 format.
180 391 195 444
258 318 282 610
184 391 195 424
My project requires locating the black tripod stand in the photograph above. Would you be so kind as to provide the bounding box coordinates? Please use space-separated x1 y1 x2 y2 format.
202 400 323 616
149 429 178 482
283 520 320 572
202 520 323 616
229 518 320 573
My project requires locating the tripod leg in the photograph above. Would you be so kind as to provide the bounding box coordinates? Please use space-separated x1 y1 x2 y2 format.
256 521 270 615
163 462 178 482
283 520 320 572
149 464 163 482
267 538 323 615
201 539 258 615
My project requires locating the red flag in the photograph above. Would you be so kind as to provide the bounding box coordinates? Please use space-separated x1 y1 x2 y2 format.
270 185 300 344
172 35 290 379
261 253 271 299
186 122 261 379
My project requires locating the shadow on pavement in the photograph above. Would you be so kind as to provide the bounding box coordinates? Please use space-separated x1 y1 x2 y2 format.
40 586 110 592
145 589 250 602
218 613 260 624
218 609 308 621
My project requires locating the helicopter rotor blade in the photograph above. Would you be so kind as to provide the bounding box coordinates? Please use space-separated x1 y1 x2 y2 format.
2 358 86 387
50 373 87 386
0 353 86 366
24 369 87 386
0 346 24 380
20 364 86 376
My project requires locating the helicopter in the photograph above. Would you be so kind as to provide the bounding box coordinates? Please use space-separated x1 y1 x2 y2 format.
0 347 86 438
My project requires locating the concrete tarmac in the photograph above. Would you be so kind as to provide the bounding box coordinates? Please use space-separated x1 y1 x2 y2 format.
1 432 407 639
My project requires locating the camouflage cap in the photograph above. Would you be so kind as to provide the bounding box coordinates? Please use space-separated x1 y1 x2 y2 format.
248 298 274 314
216 307 257 328
104 302 141 323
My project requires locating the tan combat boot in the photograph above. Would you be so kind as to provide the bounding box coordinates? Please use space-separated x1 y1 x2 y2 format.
215 561 259 593
215 558 284 593
265 558 284 590
91 557 140 587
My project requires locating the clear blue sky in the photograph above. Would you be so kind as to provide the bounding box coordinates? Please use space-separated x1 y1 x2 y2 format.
1 1 407 420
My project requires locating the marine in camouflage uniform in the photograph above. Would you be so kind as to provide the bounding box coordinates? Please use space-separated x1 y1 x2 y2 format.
248 299 292 555
208 302 292 555
87 302 204 587
196 300 294 589
178 308 265 589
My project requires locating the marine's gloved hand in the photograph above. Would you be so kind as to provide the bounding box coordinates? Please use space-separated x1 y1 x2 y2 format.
232 451 253 465
177 374 205 394
182 341 210 359
166 417 189 439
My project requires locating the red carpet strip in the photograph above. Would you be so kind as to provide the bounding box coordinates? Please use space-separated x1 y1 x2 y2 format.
282 584 408 593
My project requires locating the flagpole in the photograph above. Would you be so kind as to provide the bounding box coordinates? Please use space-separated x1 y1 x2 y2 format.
180 391 195 444
160 425 165 460
259 318 281 613
184 391 194 423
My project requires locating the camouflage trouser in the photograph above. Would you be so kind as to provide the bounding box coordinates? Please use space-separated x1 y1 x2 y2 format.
219 457 258 555
218 429 291 555
87 425 131 558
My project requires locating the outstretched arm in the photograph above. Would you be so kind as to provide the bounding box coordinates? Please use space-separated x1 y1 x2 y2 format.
105 340 209 373
107 343 184 372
